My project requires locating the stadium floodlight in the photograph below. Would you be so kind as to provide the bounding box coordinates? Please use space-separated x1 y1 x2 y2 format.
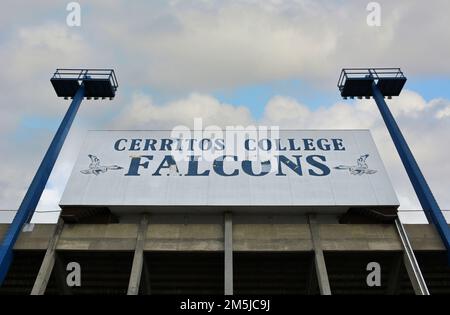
0 69 119 283
338 67 450 260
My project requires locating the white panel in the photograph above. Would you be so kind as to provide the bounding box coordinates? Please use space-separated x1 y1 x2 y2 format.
60 130 399 212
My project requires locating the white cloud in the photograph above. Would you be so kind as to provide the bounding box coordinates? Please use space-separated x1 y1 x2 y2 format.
436 105 450 119
0 23 96 135
83 0 450 90
1 1 450 93
1 1 449 225
112 93 253 129
260 91 450 216
2 89 449 224
110 89 450 219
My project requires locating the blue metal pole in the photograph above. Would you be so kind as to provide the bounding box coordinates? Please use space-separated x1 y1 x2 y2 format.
371 82 450 255
0 85 85 284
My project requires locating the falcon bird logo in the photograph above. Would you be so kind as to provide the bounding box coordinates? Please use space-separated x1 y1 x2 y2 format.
80 154 123 176
334 154 377 175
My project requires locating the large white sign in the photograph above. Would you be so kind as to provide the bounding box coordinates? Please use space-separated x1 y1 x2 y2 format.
60 130 399 213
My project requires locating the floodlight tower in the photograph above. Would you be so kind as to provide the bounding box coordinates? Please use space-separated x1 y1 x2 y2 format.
0 69 119 284
338 68 450 259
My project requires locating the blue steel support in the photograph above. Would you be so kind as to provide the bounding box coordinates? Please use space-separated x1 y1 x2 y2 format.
0 85 85 284
371 82 450 256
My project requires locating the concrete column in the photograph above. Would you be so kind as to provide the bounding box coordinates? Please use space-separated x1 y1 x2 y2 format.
31 218 64 295
394 218 429 295
224 212 233 295
308 214 331 295
127 214 149 295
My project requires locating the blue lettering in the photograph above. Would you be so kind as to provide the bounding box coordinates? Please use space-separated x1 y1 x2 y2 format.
114 139 127 151
160 139 173 151
130 139 142 151
153 155 178 176
303 139 315 151
242 160 270 176
143 139 157 151
245 139 256 151
288 139 301 151
332 138 345 151
125 155 153 176
258 139 272 151
213 156 238 176
186 139 196 151
306 155 330 176
277 155 303 176
186 155 210 176
200 138 212 150
214 138 225 150
274 139 287 151
317 139 331 151
174 138 183 151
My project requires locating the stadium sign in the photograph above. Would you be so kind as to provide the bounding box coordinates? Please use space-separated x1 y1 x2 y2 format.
60 130 399 213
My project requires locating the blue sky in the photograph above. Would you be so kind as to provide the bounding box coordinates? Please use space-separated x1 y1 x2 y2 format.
82 72 450 123
214 78 335 118
17 75 448 130
407 76 450 101
1 1 450 223
214 76 450 119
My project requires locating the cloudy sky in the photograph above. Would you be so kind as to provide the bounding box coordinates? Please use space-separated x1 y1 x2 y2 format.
0 0 449 223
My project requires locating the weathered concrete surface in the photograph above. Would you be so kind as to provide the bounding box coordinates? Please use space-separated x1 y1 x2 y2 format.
404 224 445 251
128 215 149 295
57 224 138 251
0 224 53 250
319 224 402 251
144 224 224 251
0 223 446 252
233 224 313 251
31 219 65 295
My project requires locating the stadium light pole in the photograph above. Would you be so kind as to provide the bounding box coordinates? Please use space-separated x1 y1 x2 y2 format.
338 68 450 260
0 69 118 284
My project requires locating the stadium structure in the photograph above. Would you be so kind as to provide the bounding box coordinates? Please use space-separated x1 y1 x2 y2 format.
0 68 449 295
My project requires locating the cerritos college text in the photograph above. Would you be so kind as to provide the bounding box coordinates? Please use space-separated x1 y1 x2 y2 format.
108 136 349 177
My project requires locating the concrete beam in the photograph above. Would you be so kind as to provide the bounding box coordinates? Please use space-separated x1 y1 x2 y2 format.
319 224 402 251
145 223 223 251
308 215 331 295
0 224 54 250
224 212 233 295
1 222 448 253
233 224 312 252
57 224 139 251
127 214 149 295
404 224 446 251
31 218 64 295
